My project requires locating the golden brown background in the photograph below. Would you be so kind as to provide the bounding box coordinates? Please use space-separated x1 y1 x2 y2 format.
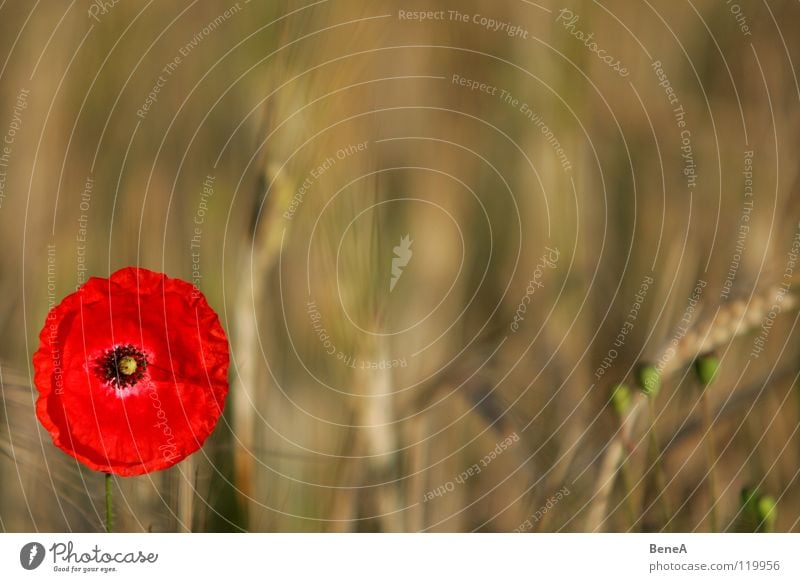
1 0 799 532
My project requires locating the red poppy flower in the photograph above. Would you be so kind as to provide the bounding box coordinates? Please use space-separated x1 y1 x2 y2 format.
33 267 229 476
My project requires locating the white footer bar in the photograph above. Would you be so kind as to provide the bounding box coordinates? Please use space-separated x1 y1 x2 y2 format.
1 533 796 580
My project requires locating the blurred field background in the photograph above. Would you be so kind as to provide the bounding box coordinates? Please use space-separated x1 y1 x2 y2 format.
1 0 800 532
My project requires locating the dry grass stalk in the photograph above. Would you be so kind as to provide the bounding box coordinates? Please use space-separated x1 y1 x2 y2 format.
232 163 294 520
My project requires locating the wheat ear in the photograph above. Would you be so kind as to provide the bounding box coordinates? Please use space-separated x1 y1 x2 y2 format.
585 285 798 531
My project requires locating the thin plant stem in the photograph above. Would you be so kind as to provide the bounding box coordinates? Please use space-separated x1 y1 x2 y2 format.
619 460 638 530
105 473 113 533
701 391 719 532
647 398 672 528
584 392 645 531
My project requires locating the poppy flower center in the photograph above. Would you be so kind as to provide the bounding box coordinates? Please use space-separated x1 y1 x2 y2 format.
95 344 148 388
118 356 137 375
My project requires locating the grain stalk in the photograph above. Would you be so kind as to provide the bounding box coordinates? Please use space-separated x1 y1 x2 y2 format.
584 387 646 530
232 164 295 524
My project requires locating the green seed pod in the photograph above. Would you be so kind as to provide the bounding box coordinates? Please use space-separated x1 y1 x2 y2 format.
740 487 759 517
756 496 777 533
694 354 720 387
740 486 758 507
611 384 631 417
636 364 661 397
736 487 761 532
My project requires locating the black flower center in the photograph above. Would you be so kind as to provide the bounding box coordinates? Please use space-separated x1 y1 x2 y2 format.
95 344 148 388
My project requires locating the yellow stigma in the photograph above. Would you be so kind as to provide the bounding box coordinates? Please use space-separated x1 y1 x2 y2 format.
118 356 137 376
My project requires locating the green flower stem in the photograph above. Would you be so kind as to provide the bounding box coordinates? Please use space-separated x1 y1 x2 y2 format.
647 398 672 528
619 460 637 529
612 385 638 529
701 391 719 532
105 473 113 533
